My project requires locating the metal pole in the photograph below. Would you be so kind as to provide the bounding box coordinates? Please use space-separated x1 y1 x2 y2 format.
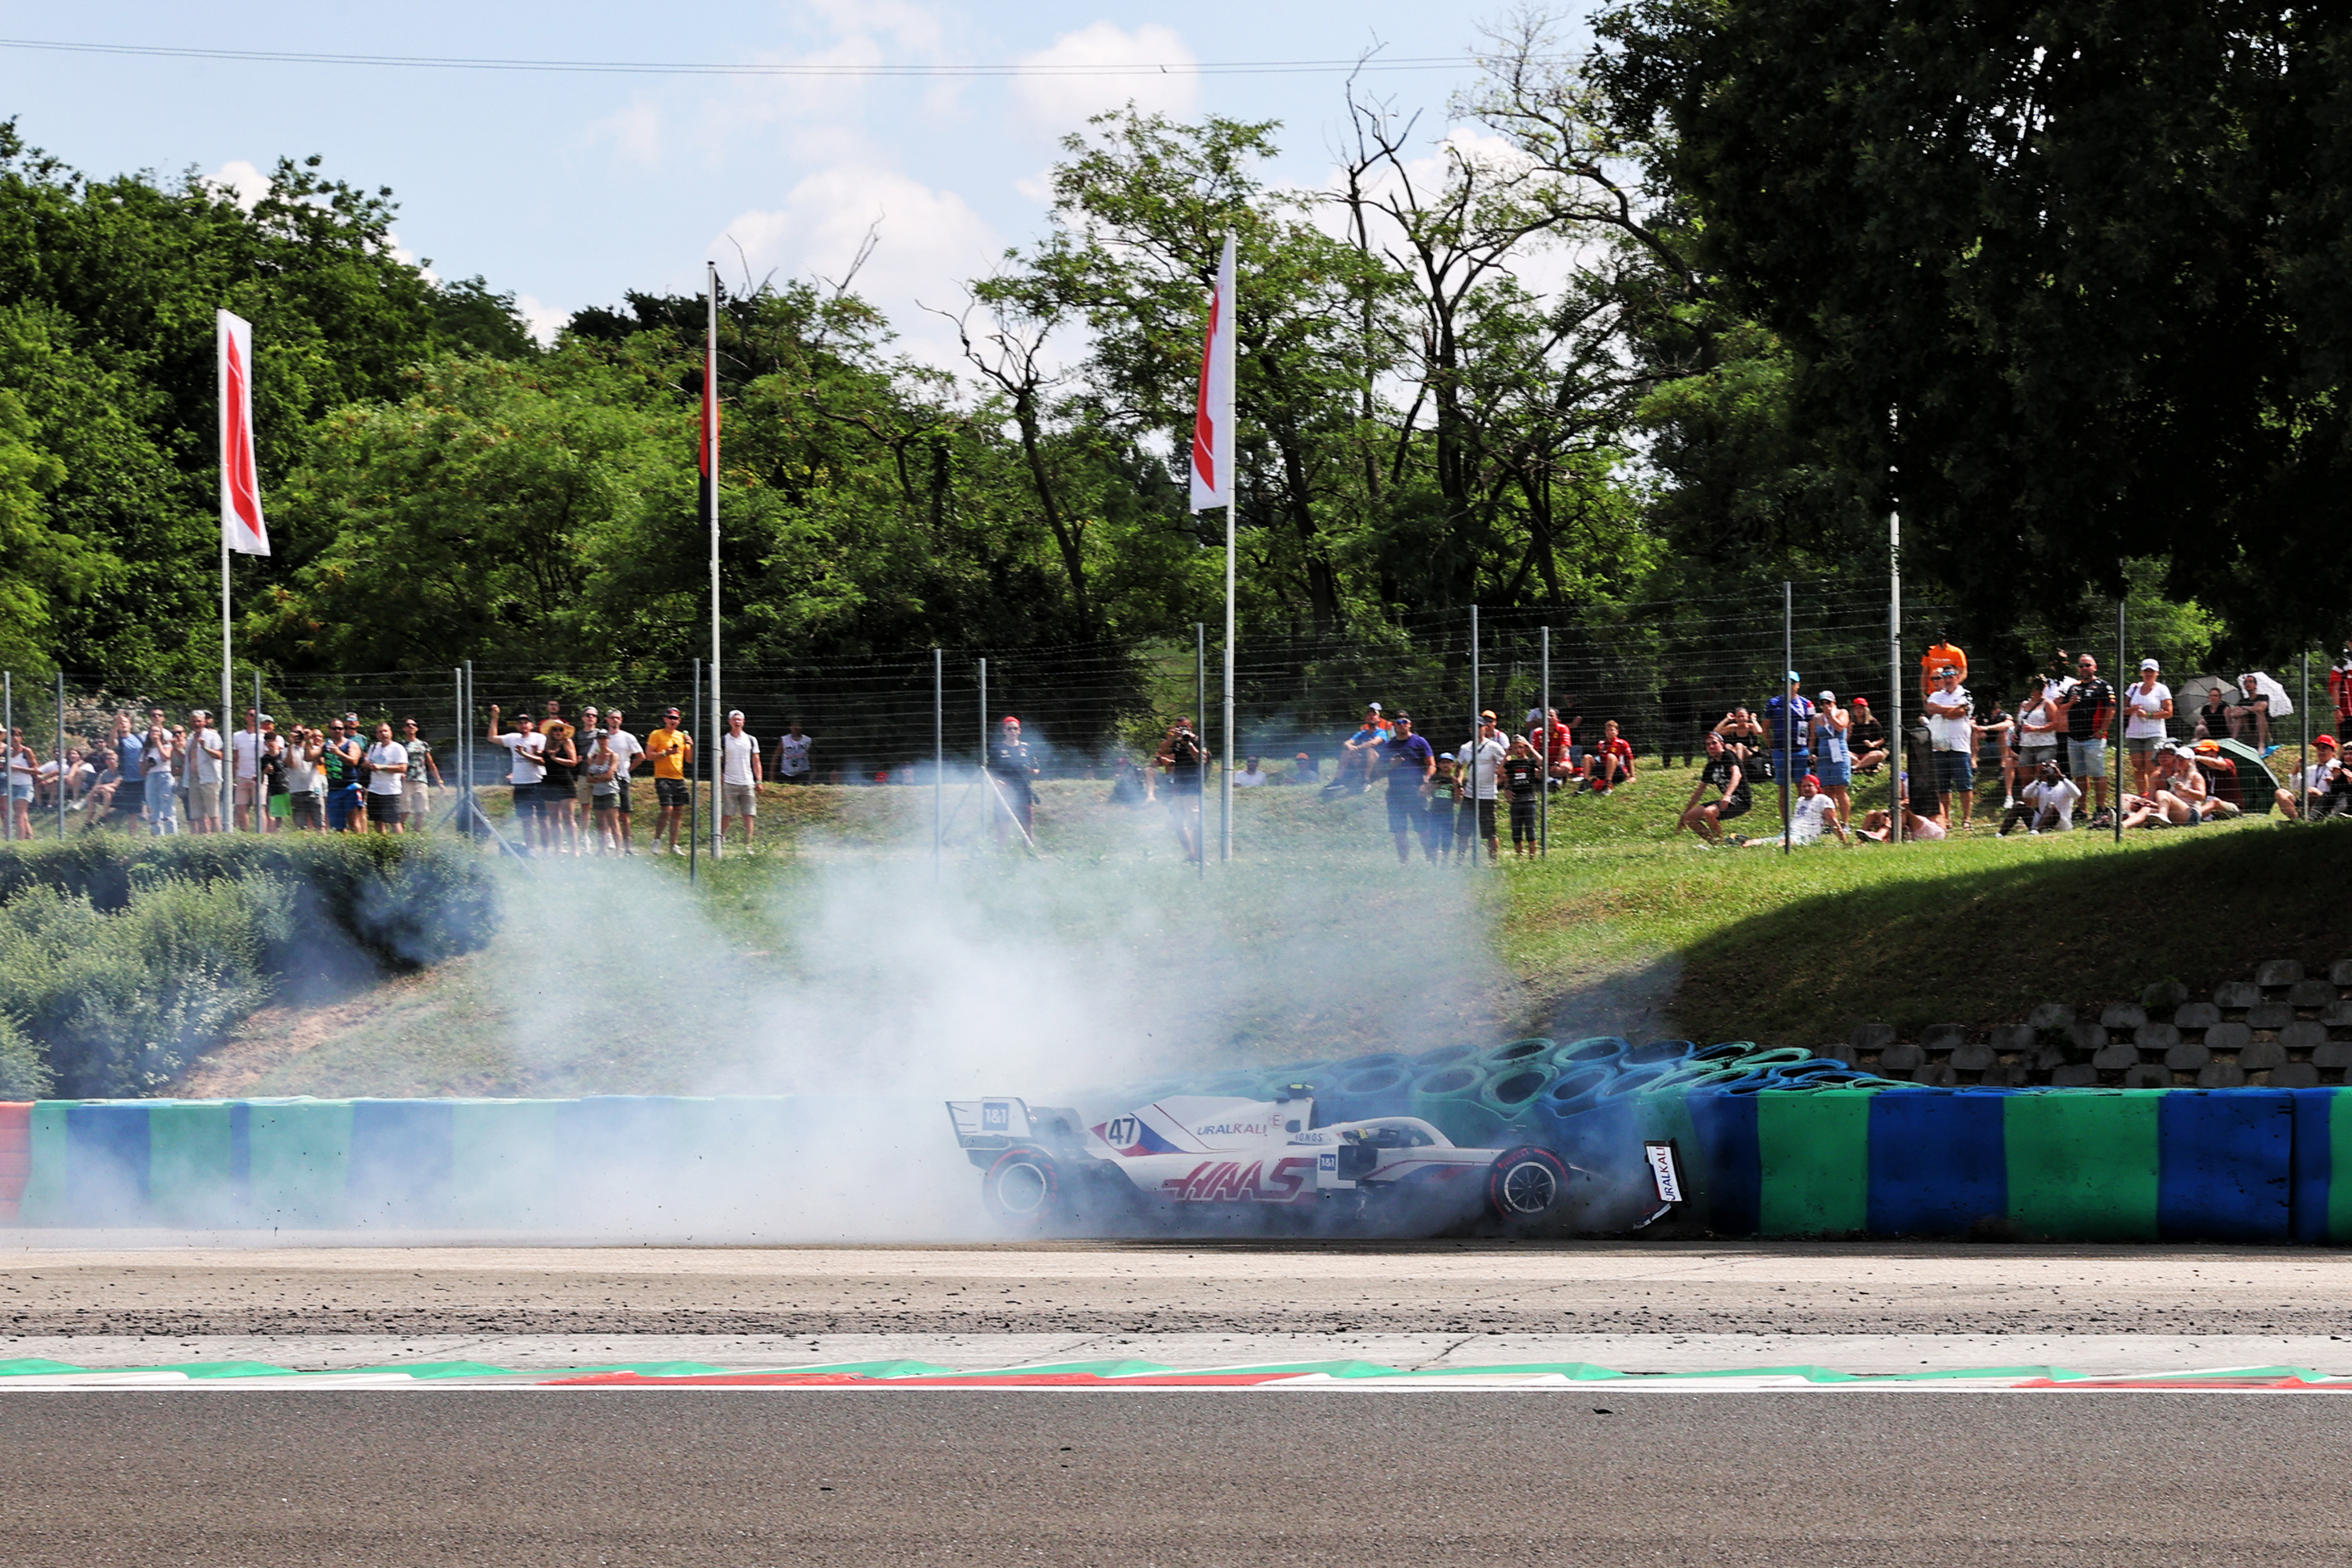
463 660 475 841
249 669 261 833
1221 535 1235 866
221 511 232 838
3 671 11 842
2302 651 2311 823
689 658 701 883
1782 580 1794 855
1469 606 1480 866
933 647 943 878
1539 626 1550 855
707 261 723 864
1195 622 1207 881
2115 593 2126 844
978 658 987 765
55 671 65 839
1888 468 1903 846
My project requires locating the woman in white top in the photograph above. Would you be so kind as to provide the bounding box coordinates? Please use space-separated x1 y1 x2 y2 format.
281 727 325 832
4 728 36 840
2124 659 2174 798
583 730 622 855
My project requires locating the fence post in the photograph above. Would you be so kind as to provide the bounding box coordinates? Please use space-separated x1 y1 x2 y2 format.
2302 651 2311 821
1468 606 1480 865
1782 580 1794 855
978 658 987 769
689 658 701 883
3 670 12 843
1539 625 1550 856
55 671 65 840
1888 486 1903 846
1195 622 1206 881
933 647 942 880
2114 593 2125 844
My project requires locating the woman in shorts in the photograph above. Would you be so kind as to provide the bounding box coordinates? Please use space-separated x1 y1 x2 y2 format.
537 719 580 855
282 727 325 831
584 728 622 855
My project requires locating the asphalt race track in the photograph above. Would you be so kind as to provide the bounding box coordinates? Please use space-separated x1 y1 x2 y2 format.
7 1390 2351 1566
8 1240 2352 1564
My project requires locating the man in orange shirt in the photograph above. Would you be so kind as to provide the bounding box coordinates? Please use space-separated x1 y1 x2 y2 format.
644 706 695 855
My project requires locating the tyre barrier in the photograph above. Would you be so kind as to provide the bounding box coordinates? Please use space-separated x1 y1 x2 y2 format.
1553 1036 1631 1069
1623 1039 1700 1068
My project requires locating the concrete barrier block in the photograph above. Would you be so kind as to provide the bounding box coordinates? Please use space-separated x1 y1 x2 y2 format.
1880 1043 1924 1071
2175 1003 2223 1028
2314 1043 2352 1070
2331 959 2352 986
1849 1022 1897 1053
1988 1025 2036 1053
2092 1043 2138 1070
2198 1061 2248 1088
2290 979 2337 1008
1950 1043 1996 1071
1912 1062 1958 1087
2205 1021 2252 1053
2122 1064 2171 1088
2028 1003 2076 1030
2273 1063 2322 1089
2281 1020 2328 1053
2051 1064 2099 1088
2249 1002 2296 1030
2166 1042 2213 1071
2257 959 2307 987
2030 1044 2071 1072
2240 1039 2288 1071
2325 1001 2352 1027
1921 1023 1968 1052
2100 1003 2149 1030
2215 981 2261 1009
2071 1023 2110 1053
2135 1022 2183 1052
2141 981 2191 1011
1822 1043 1861 1067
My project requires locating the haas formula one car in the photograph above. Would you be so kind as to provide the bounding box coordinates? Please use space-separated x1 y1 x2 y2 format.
946 1086 1592 1235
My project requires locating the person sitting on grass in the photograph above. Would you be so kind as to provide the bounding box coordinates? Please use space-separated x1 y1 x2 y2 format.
1855 789 1947 842
1578 718 1636 796
1999 759 2082 835
2277 736 2352 820
1849 697 1889 774
1744 773 1847 847
1679 730 1751 848
1336 704 1390 792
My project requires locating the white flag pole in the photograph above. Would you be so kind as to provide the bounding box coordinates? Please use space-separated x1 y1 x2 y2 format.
217 310 270 834
1219 236 1236 863
707 261 722 861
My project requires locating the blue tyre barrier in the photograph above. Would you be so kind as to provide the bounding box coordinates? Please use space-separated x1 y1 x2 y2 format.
1555 1037 1630 1070
1622 1039 1698 1068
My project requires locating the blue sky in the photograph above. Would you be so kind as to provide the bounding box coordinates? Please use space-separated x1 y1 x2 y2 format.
3 2 1581 358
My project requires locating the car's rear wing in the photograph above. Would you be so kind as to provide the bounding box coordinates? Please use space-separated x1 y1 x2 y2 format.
945 1098 1084 1152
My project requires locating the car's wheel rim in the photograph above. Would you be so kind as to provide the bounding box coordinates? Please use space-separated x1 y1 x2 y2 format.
996 1161 1050 1216
1500 1160 1558 1214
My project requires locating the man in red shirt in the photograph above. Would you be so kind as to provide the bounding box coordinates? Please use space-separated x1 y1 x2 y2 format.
1579 719 1636 795
1527 708 1573 785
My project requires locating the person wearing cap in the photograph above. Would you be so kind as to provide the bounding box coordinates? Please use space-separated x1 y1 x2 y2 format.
1459 711 1507 859
602 710 643 853
2228 670 2295 756
398 719 441 832
2278 736 2351 820
1579 718 1635 795
1339 703 1391 793
1999 758 2082 835
645 707 694 854
987 715 1037 843
572 706 601 820
1382 715 1435 864
1848 696 1887 774
1744 771 1847 847
1811 690 1854 828
2123 658 2174 798
485 706 547 852
537 714 581 854
1922 664 1976 830
719 709 763 851
1763 673 1814 813
1532 707 1572 785
1919 632 1968 701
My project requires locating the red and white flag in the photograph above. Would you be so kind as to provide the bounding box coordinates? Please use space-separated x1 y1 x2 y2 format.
1189 235 1236 513
699 315 720 488
217 310 269 556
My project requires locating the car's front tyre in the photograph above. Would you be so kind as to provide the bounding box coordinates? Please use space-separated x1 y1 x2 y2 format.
1486 1146 1572 1222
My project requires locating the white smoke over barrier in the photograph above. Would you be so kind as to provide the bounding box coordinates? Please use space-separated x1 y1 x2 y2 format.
459 780 1515 1241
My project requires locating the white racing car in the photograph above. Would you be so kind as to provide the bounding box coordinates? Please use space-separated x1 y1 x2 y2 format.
946 1086 1593 1235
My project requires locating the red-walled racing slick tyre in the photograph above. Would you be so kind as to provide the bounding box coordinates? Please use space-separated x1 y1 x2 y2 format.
981 1146 1063 1232
1486 1145 1572 1222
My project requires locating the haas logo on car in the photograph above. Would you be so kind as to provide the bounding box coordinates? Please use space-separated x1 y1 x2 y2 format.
1159 1157 1317 1204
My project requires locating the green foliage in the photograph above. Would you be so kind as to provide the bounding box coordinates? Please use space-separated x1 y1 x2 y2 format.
0 834 500 970
1590 0 2352 657
0 875 289 1096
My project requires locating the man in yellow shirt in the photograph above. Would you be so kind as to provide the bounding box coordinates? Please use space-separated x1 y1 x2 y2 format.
644 706 695 855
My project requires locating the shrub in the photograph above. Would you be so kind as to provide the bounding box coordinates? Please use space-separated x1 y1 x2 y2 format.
0 1014 47 1100
0 836 498 969
0 877 291 1096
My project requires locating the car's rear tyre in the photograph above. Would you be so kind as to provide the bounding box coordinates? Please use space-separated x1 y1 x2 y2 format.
981 1147 1062 1232
1486 1146 1572 1220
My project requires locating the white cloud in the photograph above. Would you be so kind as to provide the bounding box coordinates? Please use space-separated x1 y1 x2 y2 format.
203 160 270 211
717 166 999 365
382 232 441 286
1012 22 1198 138
514 294 570 348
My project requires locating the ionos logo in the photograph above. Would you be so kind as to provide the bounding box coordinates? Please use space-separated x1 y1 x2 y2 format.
1158 1157 1317 1204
